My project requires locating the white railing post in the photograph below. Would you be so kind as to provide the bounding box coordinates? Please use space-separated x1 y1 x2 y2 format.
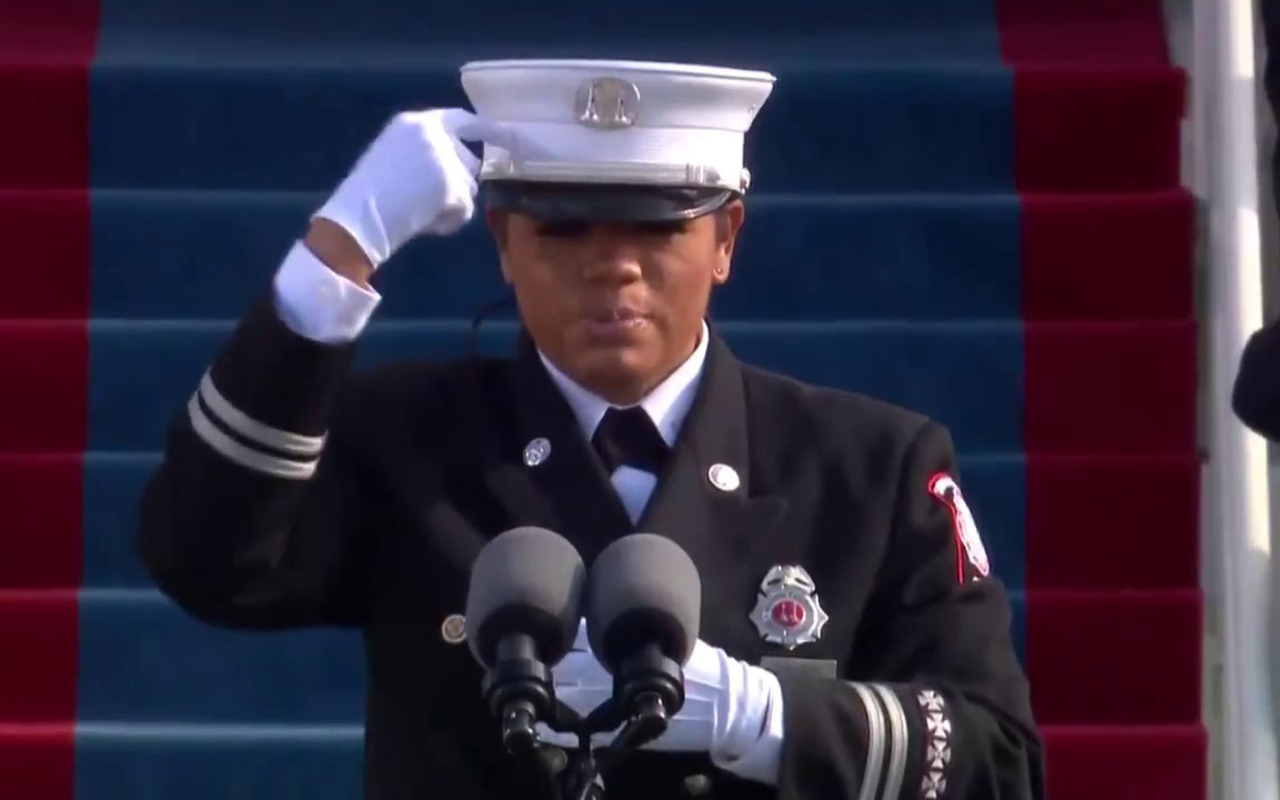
1195 0 1278 798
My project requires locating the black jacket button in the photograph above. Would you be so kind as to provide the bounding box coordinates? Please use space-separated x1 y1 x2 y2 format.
683 773 713 796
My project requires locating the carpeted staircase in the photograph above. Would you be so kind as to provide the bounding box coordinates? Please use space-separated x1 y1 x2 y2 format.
0 0 1205 797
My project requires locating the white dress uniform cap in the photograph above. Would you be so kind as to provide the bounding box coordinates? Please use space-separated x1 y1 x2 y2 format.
459 59 776 221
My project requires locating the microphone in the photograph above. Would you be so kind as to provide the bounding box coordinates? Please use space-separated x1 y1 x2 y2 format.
585 533 701 749
465 526 586 755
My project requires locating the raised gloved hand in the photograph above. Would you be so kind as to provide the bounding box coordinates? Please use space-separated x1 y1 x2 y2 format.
536 620 771 762
314 108 515 269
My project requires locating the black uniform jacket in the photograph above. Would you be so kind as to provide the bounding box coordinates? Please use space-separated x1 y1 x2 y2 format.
1233 318 1280 440
136 299 1045 800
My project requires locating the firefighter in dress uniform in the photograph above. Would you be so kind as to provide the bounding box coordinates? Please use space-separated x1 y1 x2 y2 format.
135 59 1046 800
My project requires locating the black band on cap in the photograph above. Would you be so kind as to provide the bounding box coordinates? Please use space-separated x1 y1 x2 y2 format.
484 181 736 223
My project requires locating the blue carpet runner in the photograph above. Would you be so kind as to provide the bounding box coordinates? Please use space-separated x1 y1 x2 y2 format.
0 0 1204 798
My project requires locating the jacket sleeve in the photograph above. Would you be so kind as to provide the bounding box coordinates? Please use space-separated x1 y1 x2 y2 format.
135 296 382 630
1232 321 1280 441
773 421 1045 800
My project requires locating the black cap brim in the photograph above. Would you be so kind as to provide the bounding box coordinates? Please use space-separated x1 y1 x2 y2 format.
484 180 736 223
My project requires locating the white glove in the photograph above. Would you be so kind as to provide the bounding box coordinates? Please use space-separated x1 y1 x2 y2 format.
536 620 769 761
314 108 515 268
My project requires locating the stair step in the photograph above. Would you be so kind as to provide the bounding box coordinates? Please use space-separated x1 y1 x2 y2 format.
0 452 1199 593
0 60 1183 194
0 722 1207 800
998 0 1173 65
0 319 1197 456
1025 589 1201 725
93 62 1184 194
0 189 1194 323
95 34 1006 69
93 0 1000 52
1038 724 1207 800
0 587 1199 726
0 2 1205 799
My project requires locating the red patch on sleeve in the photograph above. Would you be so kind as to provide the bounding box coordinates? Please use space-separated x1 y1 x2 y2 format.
927 472 992 583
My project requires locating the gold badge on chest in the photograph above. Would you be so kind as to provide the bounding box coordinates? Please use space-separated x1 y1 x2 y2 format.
750 565 830 650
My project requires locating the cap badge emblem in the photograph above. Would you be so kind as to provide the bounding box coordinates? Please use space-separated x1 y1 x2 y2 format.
750 565 830 649
575 77 641 130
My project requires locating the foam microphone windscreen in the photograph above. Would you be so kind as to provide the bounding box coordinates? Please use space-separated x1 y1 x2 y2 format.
464 526 586 668
586 533 701 673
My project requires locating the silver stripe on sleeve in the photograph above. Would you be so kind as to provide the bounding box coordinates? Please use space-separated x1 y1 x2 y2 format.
917 689 953 799
199 371 326 457
852 683 887 800
187 394 318 480
872 684 908 800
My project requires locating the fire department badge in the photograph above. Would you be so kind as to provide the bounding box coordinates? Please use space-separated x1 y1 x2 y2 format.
750 565 829 649
928 473 991 580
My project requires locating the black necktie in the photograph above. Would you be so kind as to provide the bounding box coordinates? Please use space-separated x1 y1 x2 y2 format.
591 407 670 474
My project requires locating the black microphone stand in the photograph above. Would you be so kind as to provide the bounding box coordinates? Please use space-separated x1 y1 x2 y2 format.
481 636 557 755
484 643 686 800
480 635 571 800
548 648 687 800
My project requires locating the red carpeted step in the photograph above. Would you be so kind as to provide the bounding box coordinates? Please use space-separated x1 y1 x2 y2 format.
999 0 1186 193
1041 724 1207 799
1023 321 1197 456
0 62 91 190
1011 66 1185 193
0 456 82 589
1025 456 1198 590
1020 191 1194 322
1026 590 1201 724
1002 2 1204 797
0 5 95 800
0 191 90 320
0 321 87 454
0 0 96 190
0 590 77 722
0 1 98 63
0 725 74 800
998 0 1171 65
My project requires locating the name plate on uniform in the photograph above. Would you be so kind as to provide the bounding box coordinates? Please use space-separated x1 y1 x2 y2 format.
760 656 838 679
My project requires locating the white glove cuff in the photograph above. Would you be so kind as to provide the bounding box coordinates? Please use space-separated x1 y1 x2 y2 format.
313 192 393 269
713 655 772 758
272 241 382 344
711 661 784 785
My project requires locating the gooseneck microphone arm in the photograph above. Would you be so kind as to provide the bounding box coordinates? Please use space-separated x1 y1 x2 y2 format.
480 633 557 755
462 525 588 796
556 533 704 800
555 643 687 800
611 641 685 749
467 529 700 800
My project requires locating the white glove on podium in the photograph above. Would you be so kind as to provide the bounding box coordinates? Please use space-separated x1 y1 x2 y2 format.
314 108 515 268
535 620 784 785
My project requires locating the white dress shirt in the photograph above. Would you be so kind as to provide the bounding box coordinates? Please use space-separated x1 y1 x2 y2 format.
537 321 706 523
270 239 785 784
